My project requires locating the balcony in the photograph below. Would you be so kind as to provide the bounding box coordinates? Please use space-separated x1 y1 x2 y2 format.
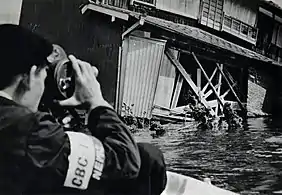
89 0 130 9
222 14 258 45
132 0 156 6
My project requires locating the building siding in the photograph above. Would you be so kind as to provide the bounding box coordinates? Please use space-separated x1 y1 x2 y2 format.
156 0 200 20
224 0 258 27
0 0 23 24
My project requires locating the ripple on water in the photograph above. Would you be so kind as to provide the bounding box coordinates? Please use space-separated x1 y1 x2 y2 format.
134 118 282 194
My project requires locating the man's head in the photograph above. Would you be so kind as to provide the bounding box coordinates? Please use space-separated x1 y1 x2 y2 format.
0 24 53 112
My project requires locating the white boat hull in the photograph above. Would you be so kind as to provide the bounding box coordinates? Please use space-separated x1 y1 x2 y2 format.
161 171 238 195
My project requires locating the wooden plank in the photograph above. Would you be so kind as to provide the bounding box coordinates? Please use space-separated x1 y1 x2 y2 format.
197 68 201 93
166 50 215 116
207 100 218 108
82 4 129 20
171 74 183 108
192 52 224 108
170 105 192 114
152 113 194 122
215 63 246 111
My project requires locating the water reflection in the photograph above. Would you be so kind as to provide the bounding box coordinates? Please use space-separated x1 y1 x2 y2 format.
134 118 282 194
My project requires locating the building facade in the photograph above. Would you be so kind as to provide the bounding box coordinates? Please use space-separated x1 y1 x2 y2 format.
1 0 282 117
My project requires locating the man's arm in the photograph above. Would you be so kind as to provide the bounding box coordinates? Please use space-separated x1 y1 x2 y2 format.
25 106 140 193
87 106 140 180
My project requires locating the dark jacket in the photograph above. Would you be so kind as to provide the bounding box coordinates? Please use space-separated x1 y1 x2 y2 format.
0 97 141 194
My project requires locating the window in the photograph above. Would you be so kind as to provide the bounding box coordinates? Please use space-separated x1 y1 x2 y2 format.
248 28 257 39
200 0 224 31
241 24 248 36
232 20 240 32
222 14 258 44
224 16 232 28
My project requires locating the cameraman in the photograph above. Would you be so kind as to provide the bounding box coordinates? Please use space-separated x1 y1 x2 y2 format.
0 24 166 194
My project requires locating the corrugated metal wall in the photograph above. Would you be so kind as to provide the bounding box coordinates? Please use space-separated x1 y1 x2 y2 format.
156 0 200 20
120 36 166 118
224 0 258 27
0 0 23 24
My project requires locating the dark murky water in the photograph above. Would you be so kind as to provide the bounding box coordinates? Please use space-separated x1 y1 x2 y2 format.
134 118 282 195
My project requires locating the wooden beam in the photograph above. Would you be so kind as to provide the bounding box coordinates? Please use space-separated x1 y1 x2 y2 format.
166 49 215 116
81 3 129 21
197 68 201 93
221 82 237 99
203 84 220 99
115 46 122 111
122 18 145 40
166 50 198 94
192 52 224 107
171 74 183 108
201 67 217 94
215 64 223 115
215 63 246 111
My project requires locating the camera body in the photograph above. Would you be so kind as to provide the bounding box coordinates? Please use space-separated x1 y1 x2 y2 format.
39 44 86 130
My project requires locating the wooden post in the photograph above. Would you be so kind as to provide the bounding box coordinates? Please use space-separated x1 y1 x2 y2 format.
197 68 202 99
115 46 122 111
215 64 223 115
192 52 224 107
215 63 246 112
171 74 183 108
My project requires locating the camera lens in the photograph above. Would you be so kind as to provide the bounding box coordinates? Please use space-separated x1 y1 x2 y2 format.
54 59 75 98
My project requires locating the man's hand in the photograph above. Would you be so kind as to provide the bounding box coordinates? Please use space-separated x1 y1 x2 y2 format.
58 55 112 112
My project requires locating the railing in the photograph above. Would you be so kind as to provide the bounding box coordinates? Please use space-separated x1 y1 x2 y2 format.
90 0 129 9
130 0 156 7
222 13 258 45
134 0 155 4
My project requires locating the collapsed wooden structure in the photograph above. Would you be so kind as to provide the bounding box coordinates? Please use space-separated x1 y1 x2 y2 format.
81 2 279 121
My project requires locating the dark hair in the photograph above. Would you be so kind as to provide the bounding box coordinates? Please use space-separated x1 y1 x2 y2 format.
0 24 53 89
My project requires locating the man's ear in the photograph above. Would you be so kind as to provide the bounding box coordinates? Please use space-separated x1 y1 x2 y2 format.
19 73 31 90
47 44 67 66
21 65 38 90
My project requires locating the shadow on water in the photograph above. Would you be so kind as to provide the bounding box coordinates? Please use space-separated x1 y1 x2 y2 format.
134 118 282 194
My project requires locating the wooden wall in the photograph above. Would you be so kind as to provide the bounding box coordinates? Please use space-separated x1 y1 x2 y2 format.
224 0 258 27
156 0 200 20
20 0 123 106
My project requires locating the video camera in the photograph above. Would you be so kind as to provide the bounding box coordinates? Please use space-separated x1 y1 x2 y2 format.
39 44 87 131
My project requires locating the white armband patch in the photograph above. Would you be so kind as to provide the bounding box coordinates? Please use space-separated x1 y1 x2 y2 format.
64 131 105 190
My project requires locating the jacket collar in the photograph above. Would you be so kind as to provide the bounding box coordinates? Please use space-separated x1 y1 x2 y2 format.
0 91 12 101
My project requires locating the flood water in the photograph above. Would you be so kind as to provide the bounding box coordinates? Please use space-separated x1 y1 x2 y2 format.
134 118 282 195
